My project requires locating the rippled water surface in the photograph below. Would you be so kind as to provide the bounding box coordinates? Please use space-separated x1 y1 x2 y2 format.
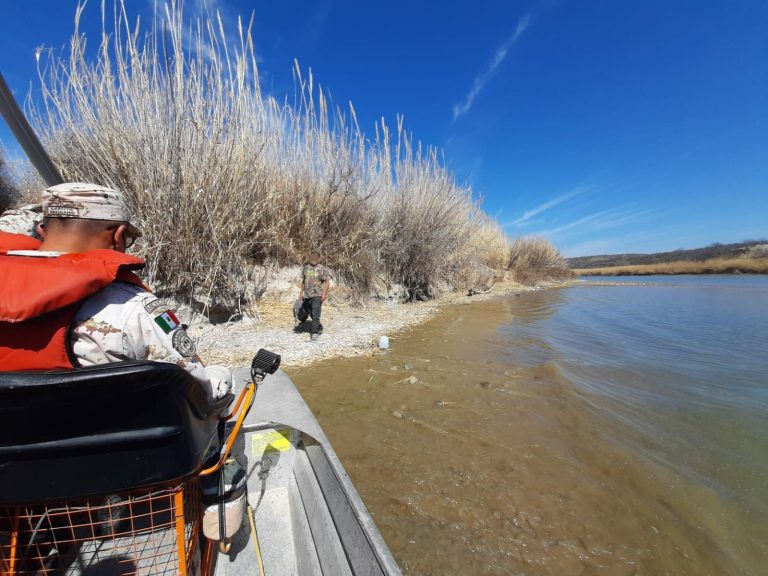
290 276 768 575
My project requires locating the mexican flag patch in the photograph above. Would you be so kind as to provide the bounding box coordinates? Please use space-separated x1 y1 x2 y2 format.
154 309 180 333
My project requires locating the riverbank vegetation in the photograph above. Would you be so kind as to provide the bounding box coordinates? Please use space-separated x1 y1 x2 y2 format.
575 255 768 276
25 1 569 312
568 240 767 270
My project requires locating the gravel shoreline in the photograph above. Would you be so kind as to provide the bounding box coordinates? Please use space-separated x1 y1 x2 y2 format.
192 280 552 369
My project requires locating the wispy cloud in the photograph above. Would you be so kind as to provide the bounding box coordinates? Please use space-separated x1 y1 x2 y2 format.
537 208 654 237
504 185 589 228
452 14 531 121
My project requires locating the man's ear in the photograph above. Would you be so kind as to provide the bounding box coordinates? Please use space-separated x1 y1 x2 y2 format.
113 223 128 251
35 222 46 239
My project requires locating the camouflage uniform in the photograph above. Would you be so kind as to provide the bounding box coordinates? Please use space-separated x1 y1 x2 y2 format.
72 283 232 399
301 263 329 299
0 204 43 238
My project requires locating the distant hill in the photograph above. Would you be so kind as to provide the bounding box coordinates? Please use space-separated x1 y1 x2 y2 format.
568 240 768 269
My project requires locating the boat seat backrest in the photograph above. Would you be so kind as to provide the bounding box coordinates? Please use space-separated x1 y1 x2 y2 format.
0 361 233 504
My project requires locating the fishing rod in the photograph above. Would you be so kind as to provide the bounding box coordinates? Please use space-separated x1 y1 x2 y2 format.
0 71 63 187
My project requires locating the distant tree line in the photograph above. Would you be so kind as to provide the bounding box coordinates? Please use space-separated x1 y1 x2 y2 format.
568 240 768 269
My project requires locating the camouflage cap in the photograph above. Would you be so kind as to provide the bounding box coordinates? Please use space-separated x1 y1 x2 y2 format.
42 182 142 238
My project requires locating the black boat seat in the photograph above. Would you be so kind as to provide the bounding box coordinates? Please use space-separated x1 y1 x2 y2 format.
0 361 234 504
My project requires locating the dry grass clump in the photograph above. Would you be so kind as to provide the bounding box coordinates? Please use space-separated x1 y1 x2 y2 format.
509 236 572 284
575 256 768 276
26 1 566 311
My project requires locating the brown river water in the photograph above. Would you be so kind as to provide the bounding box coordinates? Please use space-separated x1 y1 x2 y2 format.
289 277 768 575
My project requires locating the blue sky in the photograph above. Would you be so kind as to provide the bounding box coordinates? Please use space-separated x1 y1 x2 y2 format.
0 0 766 256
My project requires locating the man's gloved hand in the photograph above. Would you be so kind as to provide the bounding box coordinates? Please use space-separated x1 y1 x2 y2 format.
206 364 234 399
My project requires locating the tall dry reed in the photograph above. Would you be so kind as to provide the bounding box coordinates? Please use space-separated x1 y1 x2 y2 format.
28 1 568 310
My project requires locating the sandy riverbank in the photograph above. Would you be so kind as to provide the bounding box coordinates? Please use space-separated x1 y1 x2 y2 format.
191 279 558 369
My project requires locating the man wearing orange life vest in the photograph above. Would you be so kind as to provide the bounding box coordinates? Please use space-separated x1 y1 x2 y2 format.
0 182 232 399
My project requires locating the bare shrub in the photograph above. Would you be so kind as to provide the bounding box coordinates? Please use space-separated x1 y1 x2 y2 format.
0 152 19 212
370 119 486 299
9 164 46 206
509 236 571 284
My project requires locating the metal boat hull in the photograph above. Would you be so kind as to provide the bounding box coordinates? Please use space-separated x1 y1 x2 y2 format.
213 369 401 576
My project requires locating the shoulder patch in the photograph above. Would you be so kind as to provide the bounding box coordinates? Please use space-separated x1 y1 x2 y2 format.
144 298 170 314
172 329 197 357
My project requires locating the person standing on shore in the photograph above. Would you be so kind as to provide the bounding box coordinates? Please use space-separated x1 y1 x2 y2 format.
298 251 330 341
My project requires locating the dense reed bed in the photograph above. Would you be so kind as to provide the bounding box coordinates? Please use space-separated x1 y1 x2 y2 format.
25 1 567 311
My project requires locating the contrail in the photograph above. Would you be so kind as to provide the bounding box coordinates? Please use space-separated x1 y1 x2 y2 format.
452 14 531 121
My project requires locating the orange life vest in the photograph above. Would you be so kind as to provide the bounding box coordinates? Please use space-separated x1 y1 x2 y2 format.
0 232 146 371
0 231 41 251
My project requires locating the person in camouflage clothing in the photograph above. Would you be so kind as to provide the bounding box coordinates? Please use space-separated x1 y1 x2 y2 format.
297 251 330 341
0 183 232 399
0 203 44 238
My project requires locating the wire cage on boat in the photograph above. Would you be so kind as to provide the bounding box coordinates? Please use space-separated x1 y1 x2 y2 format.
0 481 202 576
0 361 261 576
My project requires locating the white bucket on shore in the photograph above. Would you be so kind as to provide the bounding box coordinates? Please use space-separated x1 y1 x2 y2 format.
378 336 390 350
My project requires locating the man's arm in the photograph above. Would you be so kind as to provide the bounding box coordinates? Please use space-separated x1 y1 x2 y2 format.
72 285 232 400
127 299 233 399
321 277 330 302
299 266 306 299
320 265 332 302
